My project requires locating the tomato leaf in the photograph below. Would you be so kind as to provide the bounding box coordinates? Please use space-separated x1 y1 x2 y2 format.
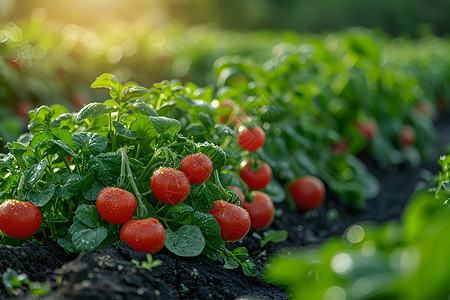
24 159 48 189
27 183 56 207
195 142 226 169
165 225 205 257
215 124 237 139
149 116 181 136
129 116 159 142
82 171 105 201
132 100 158 117
121 86 149 102
30 132 54 149
112 121 138 139
259 230 288 247
51 139 77 158
198 112 214 128
71 225 108 252
191 211 222 253
90 73 122 99
75 205 100 228
57 238 76 253
89 153 121 187
72 132 108 154
75 103 116 124
56 173 84 198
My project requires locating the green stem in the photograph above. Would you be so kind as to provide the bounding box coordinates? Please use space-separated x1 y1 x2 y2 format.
17 173 25 200
137 149 162 183
118 148 127 189
155 94 164 110
61 152 72 174
214 170 231 201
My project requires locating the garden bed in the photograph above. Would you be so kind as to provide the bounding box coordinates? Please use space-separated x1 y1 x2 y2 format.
1 113 448 300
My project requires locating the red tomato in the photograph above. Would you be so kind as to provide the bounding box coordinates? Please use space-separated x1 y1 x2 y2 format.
218 99 235 124
151 167 190 205
400 125 416 146
209 200 251 242
354 119 378 141
331 140 350 154
288 176 325 211
239 161 272 190
96 187 137 225
242 191 274 230
180 153 213 184
0 200 42 239
227 185 245 204
237 125 265 152
120 218 165 254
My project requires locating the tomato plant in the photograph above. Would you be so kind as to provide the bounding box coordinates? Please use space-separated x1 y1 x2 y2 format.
209 200 251 242
180 152 213 184
0 200 42 239
242 191 274 230
288 176 325 211
228 185 245 204
120 218 166 254
96 187 137 225
150 167 191 205
239 160 272 190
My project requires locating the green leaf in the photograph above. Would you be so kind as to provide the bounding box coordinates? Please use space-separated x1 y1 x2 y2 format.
89 152 121 187
72 132 108 154
75 205 100 228
186 183 218 213
121 86 149 102
75 103 115 124
2 268 19 295
132 101 158 117
260 230 288 247
82 171 105 201
129 116 159 142
51 214 69 223
72 225 108 252
0 154 15 171
51 139 77 157
191 211 222 253
215 124 237 139
50 113 73 127
165 225 205 257
57 238 76 253
90 73 122 98
30 132 54 149
185 124 207 136
442 180 450 191
149 116 181 136
51 128 76 149
195 142 226 169
198 112 214 129
27 183 56 207
24 159 48 189
112 121 138 139
56 173 84 198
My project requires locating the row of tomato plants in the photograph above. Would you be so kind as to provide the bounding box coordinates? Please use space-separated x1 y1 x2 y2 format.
264 148 450 300
0 74 325 276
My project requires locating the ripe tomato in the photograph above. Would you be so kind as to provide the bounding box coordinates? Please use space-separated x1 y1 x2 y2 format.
331 140 350 154
151 167 190 205
209 200 251 242
400 125 416 146
237 125 265 152
120 218 165 254
227 185 245 204
0 200 42 239
242 191 274 230
288 176 325 211
96 187 137 225
354 119 378 141
239 160 272 190
218 99 235 124
180 153 213 184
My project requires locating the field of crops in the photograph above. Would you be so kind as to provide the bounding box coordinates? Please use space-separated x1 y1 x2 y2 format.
1 17 450 300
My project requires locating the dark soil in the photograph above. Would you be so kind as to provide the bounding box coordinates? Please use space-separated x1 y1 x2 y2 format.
1 116 449 300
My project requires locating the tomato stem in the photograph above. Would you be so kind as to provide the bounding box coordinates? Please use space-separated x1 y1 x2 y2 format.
137 148 162 183
214 170 231 201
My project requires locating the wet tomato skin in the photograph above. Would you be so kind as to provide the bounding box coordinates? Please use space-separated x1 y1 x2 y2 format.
237 125 265 152
242 191 274 230
96 187 137 225
288 176 325 211
120 218 165 254
0 200 42 239
151 167 190 205
209 200 251 242
180 153 213 184
239 161 272 190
